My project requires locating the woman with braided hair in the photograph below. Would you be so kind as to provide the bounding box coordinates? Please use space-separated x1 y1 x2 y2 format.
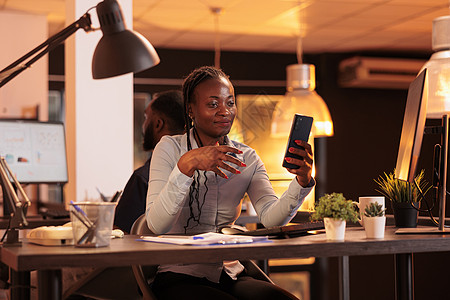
146 66 315 300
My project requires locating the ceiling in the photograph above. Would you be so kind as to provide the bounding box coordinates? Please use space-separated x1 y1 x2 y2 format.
1 0 449 54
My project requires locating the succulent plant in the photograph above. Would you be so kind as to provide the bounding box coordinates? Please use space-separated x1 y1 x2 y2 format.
364 202 386 217
311 193 358 222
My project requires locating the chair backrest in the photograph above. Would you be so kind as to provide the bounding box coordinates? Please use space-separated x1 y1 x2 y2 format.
131 214 154 235
130 214 159 300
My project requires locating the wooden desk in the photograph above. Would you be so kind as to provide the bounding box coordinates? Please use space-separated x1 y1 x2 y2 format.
2 226 450 300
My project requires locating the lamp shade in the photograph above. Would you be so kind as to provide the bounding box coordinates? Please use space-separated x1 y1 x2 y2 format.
422 15 450 118
272 64 334 137
92 0 160 79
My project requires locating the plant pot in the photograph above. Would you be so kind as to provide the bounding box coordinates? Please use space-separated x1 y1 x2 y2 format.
364 216 386 239
324 217 346 241
391 201 419 228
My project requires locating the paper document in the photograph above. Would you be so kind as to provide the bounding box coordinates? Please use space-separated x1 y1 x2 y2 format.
137 232 270 246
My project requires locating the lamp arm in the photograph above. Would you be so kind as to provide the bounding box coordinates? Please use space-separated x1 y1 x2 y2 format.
0 158 20 213
0 13 93 88
0 170 16 215
0 158 31 209
0 157 28 229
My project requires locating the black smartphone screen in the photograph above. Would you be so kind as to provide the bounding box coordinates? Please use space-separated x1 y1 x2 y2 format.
282 114 313 169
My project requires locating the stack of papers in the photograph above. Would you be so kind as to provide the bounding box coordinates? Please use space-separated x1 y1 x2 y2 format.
137 232 270 246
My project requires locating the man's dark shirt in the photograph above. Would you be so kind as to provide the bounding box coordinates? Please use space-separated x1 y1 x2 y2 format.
114 155 151 233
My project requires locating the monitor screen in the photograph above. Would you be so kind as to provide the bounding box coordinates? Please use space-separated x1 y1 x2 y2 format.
0 120 68 184
395 69 428 183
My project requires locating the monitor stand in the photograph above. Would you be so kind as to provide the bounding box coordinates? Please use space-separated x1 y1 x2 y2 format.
397 115 450 235
396 227 450 234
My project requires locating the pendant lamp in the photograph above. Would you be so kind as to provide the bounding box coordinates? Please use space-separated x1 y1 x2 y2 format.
272 64 334 137
421 15 450 118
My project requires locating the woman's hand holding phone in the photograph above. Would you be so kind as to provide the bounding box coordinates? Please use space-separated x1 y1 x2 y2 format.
282 114 314 187
285 140 313 187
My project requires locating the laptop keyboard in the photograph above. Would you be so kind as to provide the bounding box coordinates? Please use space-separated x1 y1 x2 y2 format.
241 221 324 238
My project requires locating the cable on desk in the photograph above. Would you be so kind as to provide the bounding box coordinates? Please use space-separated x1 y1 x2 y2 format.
0 217 11 243
412 179 449 228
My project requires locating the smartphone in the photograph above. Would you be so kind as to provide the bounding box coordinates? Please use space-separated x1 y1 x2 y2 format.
282 114 313 169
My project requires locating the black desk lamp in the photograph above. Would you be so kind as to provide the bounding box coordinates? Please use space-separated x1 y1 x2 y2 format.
0 0 160 244
0 0 160 87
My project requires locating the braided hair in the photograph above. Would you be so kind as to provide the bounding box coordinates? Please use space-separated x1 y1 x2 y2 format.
181 66 231 232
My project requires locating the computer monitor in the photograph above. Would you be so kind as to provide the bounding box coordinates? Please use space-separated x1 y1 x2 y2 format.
395 69 428 183
393 68 450 233
0 120 68 184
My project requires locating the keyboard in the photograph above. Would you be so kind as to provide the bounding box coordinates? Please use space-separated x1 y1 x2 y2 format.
241 221 324 238
39 206 70 219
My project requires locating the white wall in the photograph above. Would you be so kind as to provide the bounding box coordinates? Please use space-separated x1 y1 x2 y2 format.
65 0 134 202
0 11 48 120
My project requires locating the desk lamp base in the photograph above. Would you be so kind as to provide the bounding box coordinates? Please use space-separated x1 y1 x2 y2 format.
4 229 22 247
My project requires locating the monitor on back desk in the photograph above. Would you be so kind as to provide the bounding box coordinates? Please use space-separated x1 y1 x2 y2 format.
0 120 68 184
0 120 68 217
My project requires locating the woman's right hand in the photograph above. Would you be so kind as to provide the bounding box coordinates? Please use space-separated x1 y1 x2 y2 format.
177 145 246 178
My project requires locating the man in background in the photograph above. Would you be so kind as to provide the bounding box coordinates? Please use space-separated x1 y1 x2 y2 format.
114 90 185 233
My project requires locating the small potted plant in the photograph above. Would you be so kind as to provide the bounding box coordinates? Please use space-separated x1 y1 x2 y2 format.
311 193 358 241
374 169 431 228
364 202 386 239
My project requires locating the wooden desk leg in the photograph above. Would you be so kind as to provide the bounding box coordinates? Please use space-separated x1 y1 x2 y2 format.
338 256 350 300
395 253 414 300
37 269 62 300
10 270 30 300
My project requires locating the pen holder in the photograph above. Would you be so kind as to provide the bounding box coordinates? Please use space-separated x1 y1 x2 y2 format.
70 202 117 248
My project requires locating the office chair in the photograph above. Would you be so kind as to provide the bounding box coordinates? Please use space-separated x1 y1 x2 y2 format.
129 215 159 300
130 214 274 300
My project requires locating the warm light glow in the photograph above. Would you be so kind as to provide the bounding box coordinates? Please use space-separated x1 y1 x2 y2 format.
271 90 334 138
231 94 318 211
300 157 316 212
422 53 450 118
422 15 450 118
314 121 334 137
269 257 316 266
228 118 244 143
233 94 299 181
436 69 450 97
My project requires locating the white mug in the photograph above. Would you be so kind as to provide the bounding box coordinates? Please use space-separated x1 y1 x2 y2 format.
357 196 385 227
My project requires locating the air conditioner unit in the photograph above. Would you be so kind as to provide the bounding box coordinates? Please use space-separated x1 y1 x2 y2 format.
338 56 426 89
